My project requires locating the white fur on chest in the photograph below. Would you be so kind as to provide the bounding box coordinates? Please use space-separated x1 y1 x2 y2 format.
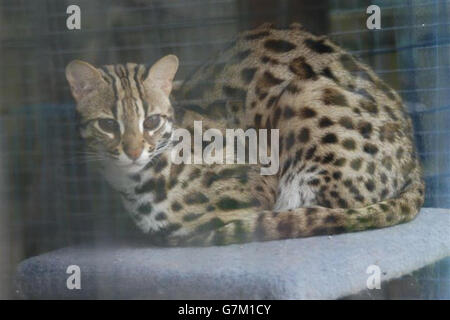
101 164 169 233
274 172 317 211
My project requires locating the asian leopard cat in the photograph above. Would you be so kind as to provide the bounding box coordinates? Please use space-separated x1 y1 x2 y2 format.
66 23 425 246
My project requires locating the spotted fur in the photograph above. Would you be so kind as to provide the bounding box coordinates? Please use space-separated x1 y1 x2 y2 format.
67 23 425 246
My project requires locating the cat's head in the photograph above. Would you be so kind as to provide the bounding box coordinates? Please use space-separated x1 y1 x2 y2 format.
66 55 179 170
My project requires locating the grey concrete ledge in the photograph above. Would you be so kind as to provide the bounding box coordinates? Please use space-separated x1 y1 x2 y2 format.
16 208 450 299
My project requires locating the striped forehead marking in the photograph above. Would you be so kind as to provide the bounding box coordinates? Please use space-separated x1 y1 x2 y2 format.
99 63 150 121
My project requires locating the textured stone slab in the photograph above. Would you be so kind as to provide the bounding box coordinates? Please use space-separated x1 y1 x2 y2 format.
16 208 450 299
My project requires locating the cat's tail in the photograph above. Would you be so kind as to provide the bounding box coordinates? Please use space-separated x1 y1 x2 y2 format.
179 174 425 246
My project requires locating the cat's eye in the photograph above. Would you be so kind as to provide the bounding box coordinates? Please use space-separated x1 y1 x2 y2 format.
98 118 119 133
143 114 162 131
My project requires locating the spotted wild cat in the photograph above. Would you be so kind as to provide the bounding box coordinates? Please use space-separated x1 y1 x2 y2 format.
65 23 425 246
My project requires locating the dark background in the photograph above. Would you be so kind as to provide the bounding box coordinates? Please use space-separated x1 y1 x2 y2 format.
0 0 449 299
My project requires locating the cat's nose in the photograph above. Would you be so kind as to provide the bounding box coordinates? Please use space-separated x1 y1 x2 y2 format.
124 146 143 160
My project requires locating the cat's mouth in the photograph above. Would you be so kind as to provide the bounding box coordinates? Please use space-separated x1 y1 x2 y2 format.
115 157 149 170
95 139 173 172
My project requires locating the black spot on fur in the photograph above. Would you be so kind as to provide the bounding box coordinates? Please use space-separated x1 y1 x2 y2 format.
153 157 168 172
383 105 398 120
216 197 258 211
222 85 247 100
322 88 348 106
188 168 201 180
202 167 248 188
184 192 209 204
254 213 266 240
321 67 338 82
332 171 342 180
171 201 182 212
380 188 389 198
330 191 339 198
295 149 303 162
155 212 167 221
319 117 334 128
286 83 300 94
283 106 296 119
137 203 153 214
401 204 411 215
350 158 362 171
338 199 348 208
135 177 166 203
261 71 284 86
240 67 257 84
304 38 334 53
298 128 310 143
356 88 376 103
343 180 353 188
367 162 376 174
358 121 373 139
260 56 279 64
360 100 378 114
380 173 388 184
365 180 376 192
382 156 393 170
289 56 316 79
322 153 335 164
322 133 338 144
308 178 321 186
264 39 296 53
305 145 317 160
266 96 277 109
272 107 282 127
342 139 356 150
354 194 365 203
281 158 292 175
285 132 295 150
300 107 316 118
306 208 318 215
339 117 354 129
353 108 361 115
135 178 156 194
334 158 346 167
363 143 379 155
196 217 225 233
324 214 338 224
254 113 262 128
277 215 294 238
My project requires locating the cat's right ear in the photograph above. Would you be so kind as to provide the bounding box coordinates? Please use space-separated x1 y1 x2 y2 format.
66 60 104 102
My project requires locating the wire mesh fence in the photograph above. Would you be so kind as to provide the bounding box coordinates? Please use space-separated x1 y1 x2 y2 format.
0 0 449 299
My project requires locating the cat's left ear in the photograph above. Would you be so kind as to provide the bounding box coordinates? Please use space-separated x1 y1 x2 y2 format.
66 60 105 102
144 55 179 96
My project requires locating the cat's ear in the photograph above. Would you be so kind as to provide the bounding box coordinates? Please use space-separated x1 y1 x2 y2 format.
144 55 179 96
66 60 104 102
